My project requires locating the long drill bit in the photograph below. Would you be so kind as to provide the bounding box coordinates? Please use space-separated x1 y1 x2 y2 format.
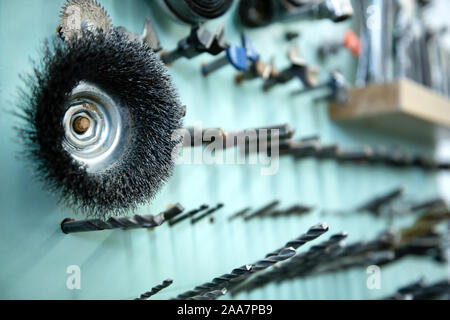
176 247 296 300
231 232 347 295
190 289 228 301
173 223 327 299
265 222 329 257
61 204 185 234
135 279 174 300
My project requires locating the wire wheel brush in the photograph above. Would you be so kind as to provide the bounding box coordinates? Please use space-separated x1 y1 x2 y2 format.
17 1 184 218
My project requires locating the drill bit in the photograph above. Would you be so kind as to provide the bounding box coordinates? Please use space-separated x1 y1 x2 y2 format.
268 204 312 218
356 187 404 215
169 204 209 226
231 232 347 295
191 203 224 224
265 222 329 257
190 289 228 301
244 200 280 221
228 207 252 221
135 279 173 300
173 223 327 299
61 204 184 234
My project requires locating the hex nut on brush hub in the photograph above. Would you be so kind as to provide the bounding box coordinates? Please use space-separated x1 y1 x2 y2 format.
62 82 130 173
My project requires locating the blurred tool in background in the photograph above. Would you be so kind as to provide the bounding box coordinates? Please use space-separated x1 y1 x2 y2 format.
237 0 354 27
354 0 450 98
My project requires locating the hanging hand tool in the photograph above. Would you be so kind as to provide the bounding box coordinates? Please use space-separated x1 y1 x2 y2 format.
191 203 225 224
161 0 234 24
201 34 260 77
291 70 349 105
318 30 361 60
116 18 162 52
135 279 173 300
61 204 184 234
169 204 209 226
263 46 320 92
161 24 228 65
238 0 354 28
19 0 185 218
235 57 277 84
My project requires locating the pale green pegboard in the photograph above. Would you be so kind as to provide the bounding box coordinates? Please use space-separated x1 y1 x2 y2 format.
0 0 447 300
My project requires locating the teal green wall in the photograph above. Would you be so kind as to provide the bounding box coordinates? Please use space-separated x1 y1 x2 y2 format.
0 0 447 300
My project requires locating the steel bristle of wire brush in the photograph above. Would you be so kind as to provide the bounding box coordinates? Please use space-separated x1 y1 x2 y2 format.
16 29 184 218
135 279 174 300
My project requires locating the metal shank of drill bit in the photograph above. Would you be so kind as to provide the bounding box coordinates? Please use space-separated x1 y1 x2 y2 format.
61 204 184 234
135 279 174 300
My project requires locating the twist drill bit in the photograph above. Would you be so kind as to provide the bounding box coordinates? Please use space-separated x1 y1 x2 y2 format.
231 232 347 295
135 279 173 300
411 198 446 212
174 224 328 300
265 222 329 257
169 204 209 226
190 289 228 301
268 204 313 218
61 204 185 234
191 203 224 224
175 265 252 300
228 207 252 221
244 200 280 221
356 187 404 215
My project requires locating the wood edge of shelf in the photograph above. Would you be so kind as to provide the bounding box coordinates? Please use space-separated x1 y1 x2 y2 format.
329 79 450 129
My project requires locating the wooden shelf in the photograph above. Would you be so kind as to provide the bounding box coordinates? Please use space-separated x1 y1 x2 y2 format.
329 79 450 141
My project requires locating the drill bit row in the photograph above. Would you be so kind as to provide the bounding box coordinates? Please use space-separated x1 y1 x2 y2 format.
181 124 295 148
135 279 174 300
168 203 224 226
385 278 450 300
250 135 450 171
231 207 450 295
61 204 185 234
230 200 313 222
172 223 329 300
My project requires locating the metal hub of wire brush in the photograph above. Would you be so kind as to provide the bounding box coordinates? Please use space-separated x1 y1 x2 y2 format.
62 82 130 173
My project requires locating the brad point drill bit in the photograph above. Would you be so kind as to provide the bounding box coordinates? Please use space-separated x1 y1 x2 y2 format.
169 204 209 226
135 279 173 300
61 204 184 234
191 203 224 224
265 223 329 258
